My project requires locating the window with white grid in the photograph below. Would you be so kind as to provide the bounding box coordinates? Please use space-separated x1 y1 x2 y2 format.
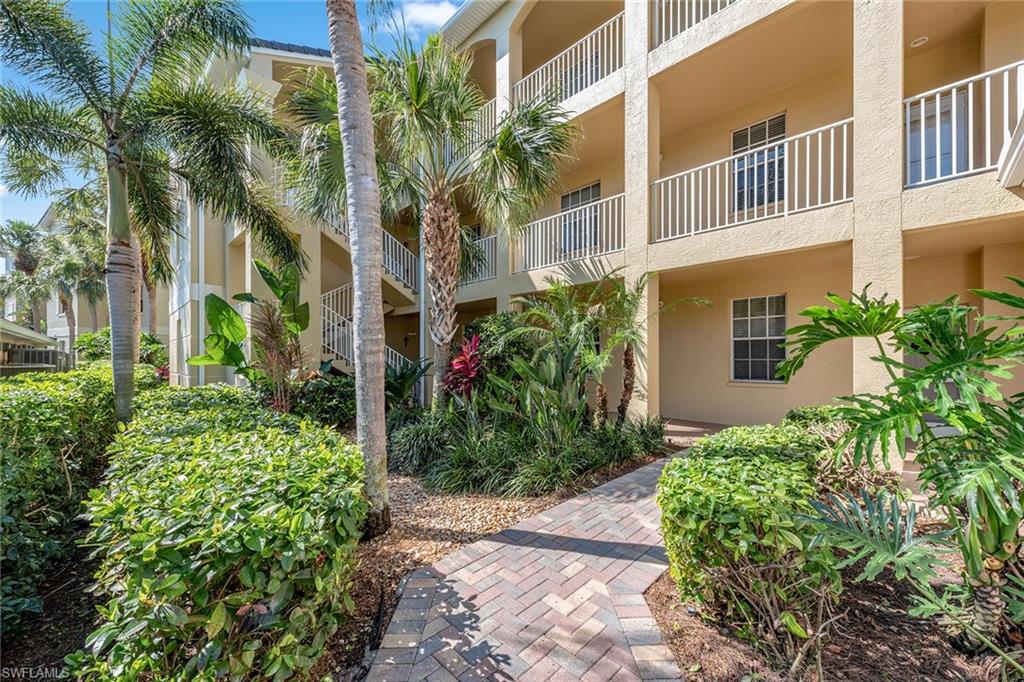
732 294 786 382
732 114 786 211
560 181 601 252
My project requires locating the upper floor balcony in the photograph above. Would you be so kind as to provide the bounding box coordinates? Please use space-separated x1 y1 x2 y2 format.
512 193 625 272
903 59 1024 188
650 0 741 50
512 10 624 106
460 235 498 285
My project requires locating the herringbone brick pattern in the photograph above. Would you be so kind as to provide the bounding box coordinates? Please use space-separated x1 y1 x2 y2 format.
367 460 682 681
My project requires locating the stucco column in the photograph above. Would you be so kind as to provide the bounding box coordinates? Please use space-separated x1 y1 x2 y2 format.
493 27 522 313
851 0 904 395
623 0 659 418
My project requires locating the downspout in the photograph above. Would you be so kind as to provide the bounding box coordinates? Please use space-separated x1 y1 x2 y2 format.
198 203 206 385
418 238 427 406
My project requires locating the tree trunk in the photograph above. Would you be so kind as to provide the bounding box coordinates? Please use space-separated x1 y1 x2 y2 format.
617 342 635 427
422 193 460 406
130 238 142 362
105 159 137 423
967 576 1005 648
326 0 390 538
89 300 98 331
595 381 608 428
146 280 158 336
60 293 77 363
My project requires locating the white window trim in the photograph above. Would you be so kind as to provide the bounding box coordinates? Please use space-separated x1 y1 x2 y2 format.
730 293 787 384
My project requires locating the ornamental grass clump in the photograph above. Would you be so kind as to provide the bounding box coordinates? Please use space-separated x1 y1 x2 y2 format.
658 428 842 677
0 364 159 634
70 385 367 681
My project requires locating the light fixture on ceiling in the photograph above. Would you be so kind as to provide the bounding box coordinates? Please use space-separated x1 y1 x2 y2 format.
910 36 929 48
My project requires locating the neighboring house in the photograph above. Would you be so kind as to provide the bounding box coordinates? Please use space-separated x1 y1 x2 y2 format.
174 2 1024 427
1 205 171 354
0 318 68 376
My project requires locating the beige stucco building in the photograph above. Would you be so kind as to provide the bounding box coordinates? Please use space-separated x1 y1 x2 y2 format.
171 1 1024 427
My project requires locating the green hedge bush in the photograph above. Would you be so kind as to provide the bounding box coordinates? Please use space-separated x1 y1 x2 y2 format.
293 373 357 430
658 428 840 672
74 327 169 367
70 385 366 680
0 364 160 633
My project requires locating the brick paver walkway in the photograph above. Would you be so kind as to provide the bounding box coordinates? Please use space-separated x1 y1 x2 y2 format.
367 459 681 681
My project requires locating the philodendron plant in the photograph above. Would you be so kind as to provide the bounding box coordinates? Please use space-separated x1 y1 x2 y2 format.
189 259 310 411
777 277 1024 671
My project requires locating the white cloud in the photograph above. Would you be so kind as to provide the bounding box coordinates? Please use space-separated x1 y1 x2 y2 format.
395 0 458 35
0 184 8 198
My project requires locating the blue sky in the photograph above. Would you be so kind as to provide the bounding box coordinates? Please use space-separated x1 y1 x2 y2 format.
0 0 458 226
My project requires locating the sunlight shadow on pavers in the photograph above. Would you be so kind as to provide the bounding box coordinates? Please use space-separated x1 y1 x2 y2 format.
490 529 668 566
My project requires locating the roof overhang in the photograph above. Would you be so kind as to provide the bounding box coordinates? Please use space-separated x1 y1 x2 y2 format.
0 319 58 348
440 0 505 47
997 116 1024 189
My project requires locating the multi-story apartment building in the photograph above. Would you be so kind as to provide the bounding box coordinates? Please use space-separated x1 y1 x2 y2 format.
171 1 1024 427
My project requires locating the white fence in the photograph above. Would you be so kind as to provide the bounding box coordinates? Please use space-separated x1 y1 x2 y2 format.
650 118 853 242
904 60 1024 187
650 0 740 49
460 235 497 285
513 193 625 272
512 12 624 104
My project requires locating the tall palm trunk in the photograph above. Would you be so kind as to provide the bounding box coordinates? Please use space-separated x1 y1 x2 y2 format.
141 253 158 335
89 300 98 331
423 192 460 404
105 158 137 422
131 238 142 362
59 292 77 359
616 342 635 426
326 0 390 538
595 381 608 427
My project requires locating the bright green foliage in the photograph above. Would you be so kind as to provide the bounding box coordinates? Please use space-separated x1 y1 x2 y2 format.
782 404 845 427
69 385 366 681
779 280 1024 647
74 326 169 367
0 365 158 632
657 433 840 672
389 409 461 475
687 424 821 466
385 360 430 409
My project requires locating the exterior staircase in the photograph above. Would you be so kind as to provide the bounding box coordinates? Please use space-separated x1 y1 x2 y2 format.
320 284 412 372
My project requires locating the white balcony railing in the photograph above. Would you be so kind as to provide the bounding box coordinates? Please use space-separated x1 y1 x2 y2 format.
512 12 624 105
513 193 625 272
321 283 353 319
460 235 497 285
650 0 740 49
904 60 1024 188
325 219 419 293
443 98 497 166
651 118 853 242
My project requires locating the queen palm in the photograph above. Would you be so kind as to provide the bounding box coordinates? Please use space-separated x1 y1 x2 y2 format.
0 0 301 421
286 34 576 402
36 234 87 352
0 219 45 330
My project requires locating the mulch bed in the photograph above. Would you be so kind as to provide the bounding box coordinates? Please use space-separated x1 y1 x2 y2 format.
646 551 997 682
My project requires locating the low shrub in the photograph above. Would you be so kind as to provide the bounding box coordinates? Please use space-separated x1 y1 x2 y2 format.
0 364 159 634
462 312 537 379
688 423 821 467
658 448 840 674
783 404 844 427
69 385 366 681
388 409 460 474
74 327 168 367
294 373 357 429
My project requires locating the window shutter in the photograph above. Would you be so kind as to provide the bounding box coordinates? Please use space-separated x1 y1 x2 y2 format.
732 114 787 154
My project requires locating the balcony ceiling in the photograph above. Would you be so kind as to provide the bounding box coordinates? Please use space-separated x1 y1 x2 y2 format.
654 0 852 138
520 0 623 76
904 0 984 58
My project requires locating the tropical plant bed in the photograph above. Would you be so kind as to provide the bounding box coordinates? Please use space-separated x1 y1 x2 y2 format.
646 533 995 682
314 455 665 679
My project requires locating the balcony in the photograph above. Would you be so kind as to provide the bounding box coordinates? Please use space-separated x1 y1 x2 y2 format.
443 97 497 166
650 0 740 50
460 235 497 285
513 193 624 272
512 11 624 106
650 119 853 242
904 60 1024 189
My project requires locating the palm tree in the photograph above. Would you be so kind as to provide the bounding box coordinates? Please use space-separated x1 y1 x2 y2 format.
0 0 301 421
0 219 44 330
37 234 85 352
286 35 576 404
372 36 576 402
323 0 391 537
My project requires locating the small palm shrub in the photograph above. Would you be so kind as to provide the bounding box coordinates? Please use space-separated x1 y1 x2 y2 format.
658 442 841 676
0 365 159 633
74 327 168 367
70 385 366 680
389 409 461 474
